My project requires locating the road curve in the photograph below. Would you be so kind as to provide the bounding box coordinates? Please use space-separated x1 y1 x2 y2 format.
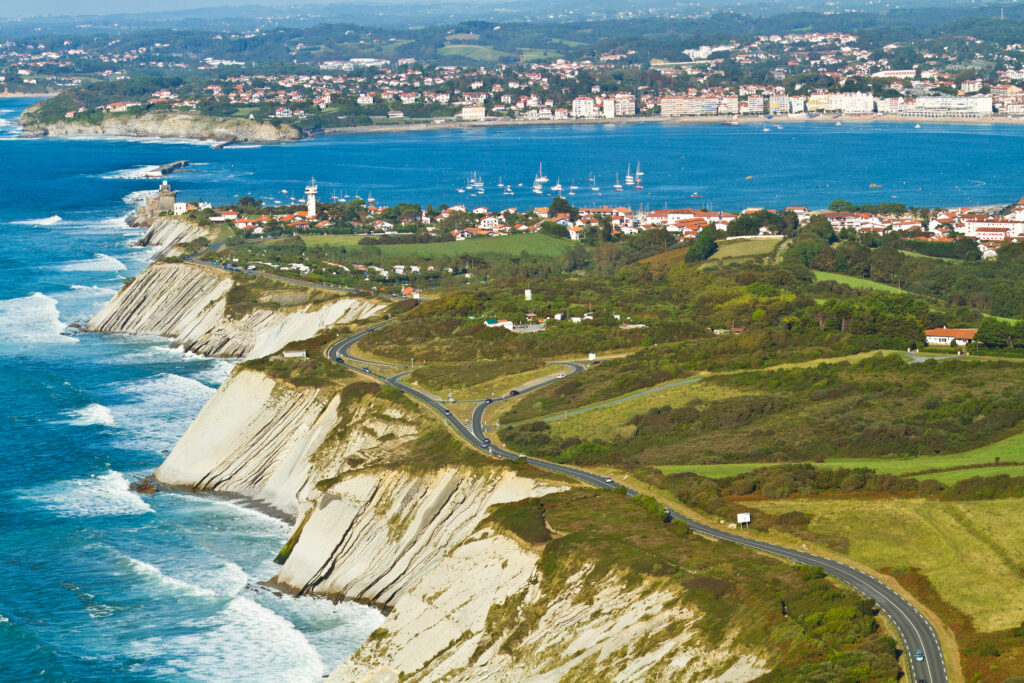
328 326 948 683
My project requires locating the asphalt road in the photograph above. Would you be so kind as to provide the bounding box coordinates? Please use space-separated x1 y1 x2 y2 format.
328 326 948 683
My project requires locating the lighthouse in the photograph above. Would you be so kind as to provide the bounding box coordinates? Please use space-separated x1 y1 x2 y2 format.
305 177 318 219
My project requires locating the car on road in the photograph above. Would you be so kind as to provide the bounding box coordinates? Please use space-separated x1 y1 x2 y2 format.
556 373 566 378
914 650 924 662
362 367 369 372
481 438 491 447
443 409 451 416
484 398 493 404
507 390 519 396
604 477 613 484
518 453 527 460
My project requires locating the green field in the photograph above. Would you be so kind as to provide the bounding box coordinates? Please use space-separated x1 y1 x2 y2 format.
813 271 904 293
750 497 1024 631
518 48 563 61
438 44 514 61
657 429 1024 481
302 233 571 259
705 237 782 264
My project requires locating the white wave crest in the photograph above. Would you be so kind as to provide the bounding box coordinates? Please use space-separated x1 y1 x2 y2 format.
65 403 116 427
11 215 62 226
130 597 324 681
25 471 153 518
57 253 127 272
69 284 118 295
122 189 158 206
0 292 77 347
109 373 217 451
125 556 215 597
102 165 161 180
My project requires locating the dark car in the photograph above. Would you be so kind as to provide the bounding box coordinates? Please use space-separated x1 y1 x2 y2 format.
481 438 491 447
443 409 452 416
484 398 493 404
508 390 519 396
362 367 370 372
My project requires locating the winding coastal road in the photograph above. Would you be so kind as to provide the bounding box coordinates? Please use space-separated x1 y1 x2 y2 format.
328 326 948 683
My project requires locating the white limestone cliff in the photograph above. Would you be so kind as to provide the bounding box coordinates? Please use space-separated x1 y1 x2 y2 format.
87 261 384 359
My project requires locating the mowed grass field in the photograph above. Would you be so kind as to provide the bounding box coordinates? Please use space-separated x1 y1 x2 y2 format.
705 237 783 264
656 429 1024 482
438 44 514 60
301 233 571 259
813 270 904 293
749 497 1024 631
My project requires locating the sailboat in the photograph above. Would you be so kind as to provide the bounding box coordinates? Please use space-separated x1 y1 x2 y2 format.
551 178 564 193
569 178 579 191
497 176 505 188
504 184 514 196
535 163 549 184
613 174 623 192
589 174 600 192
624 164 635 186
634 163 643 180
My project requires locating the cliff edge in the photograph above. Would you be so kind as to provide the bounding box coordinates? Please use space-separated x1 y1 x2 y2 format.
88 261 384 358
20 109 300 143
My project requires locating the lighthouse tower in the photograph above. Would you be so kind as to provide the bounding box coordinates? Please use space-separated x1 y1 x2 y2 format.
305 177 318 219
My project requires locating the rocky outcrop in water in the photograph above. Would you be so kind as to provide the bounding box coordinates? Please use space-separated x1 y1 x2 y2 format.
21 110 300 142
87 262 384 359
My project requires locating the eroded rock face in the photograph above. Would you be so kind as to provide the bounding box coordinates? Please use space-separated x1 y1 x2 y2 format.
274 467 565 606
135 217 212 259
156 370 419 515
87 262 384 359
155 365 768 683
21 111 300 142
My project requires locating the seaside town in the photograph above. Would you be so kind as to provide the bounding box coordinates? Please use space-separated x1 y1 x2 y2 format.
9 22 1024 127
160 176 1024 257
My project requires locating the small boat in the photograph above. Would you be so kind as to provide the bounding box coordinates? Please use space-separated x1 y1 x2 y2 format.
869 183 882 188
915 124 921 129
635 162 643 179
456 188 466 193
624 164 634 186
691 192 702 198
613 174 623 192
532 185 543 194
589 173 600 192
745 175 753 180
504 185 514 196
835 121 842 126
569 179 579 190
551 178 563 193
634 185 643 190
535 163 548 184
762 126 770 132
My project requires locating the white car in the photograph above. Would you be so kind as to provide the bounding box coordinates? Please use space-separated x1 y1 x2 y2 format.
556 373 566 379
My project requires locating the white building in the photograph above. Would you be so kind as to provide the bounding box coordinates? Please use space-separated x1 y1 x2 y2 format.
305 178 318 219
572 97 596 118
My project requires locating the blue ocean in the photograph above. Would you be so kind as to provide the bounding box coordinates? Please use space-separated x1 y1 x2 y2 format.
4 96 1024 680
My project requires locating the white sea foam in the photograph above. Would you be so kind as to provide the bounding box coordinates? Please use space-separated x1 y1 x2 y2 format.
0 292 77 347
25 471 153 518
130 597 324 682
122 189 158 206
11 214 62 226
102 165 161 180
57 253 127 272
109 373 216 450
124 556 215 597
69 284 118 296
65 403 116 427
0 615 8 624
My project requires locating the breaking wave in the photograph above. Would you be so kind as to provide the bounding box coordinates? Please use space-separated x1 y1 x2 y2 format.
11 215 62 226
24 471 153 518
57 253 127 272
0 292 77 348
65 403 116 427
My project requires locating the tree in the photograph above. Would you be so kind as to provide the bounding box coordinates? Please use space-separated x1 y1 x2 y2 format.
549 196 579 221
684 225 718 262
539 221 569 239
